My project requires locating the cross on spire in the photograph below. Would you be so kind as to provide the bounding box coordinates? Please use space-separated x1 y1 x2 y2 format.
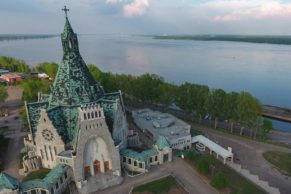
62 6 69 18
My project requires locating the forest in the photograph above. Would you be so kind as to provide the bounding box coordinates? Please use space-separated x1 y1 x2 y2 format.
0 56 272 139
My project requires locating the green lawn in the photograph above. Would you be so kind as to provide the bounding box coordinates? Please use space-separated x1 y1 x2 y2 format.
23 168 51 181
132 176 186 194
186 153 266 194
263 151 291 175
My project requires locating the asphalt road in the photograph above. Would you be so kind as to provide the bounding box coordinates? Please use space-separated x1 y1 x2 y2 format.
0 86 25 179
196 124 291 194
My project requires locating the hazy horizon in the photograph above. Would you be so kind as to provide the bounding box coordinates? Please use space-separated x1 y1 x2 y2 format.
2 0 291 36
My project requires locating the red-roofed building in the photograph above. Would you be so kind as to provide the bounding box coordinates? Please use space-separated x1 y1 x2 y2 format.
0 73 22 83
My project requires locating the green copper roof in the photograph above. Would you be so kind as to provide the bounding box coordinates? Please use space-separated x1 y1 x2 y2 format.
0 172 19 191
49 13 103 107
20 164 68 192
155 136 170 150
25 10 125 150
120 149 158 162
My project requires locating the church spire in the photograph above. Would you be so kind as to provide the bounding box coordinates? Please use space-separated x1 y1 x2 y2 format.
61 6 79 54
48 7 104 107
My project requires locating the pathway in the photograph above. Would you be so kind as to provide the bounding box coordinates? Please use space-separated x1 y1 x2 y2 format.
97 157 217 194
0 86 25 179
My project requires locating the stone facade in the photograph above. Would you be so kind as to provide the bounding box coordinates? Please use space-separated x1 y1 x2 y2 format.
19 8 128 193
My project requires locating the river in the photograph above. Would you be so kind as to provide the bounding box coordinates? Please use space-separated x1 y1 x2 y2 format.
1 35 291 131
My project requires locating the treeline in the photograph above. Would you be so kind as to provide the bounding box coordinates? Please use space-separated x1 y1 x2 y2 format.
1 58 271 139
0 34 58 42
154 35 291 45
88 65 272 139
0 56 30 72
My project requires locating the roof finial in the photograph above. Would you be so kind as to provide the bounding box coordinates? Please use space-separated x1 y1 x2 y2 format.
62 6 69 18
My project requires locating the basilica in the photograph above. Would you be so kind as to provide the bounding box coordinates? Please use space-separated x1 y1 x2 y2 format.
0 7 174 194
21 7 127 194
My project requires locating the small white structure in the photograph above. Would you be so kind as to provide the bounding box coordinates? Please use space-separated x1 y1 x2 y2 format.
37 73 51 80
192 135 233 164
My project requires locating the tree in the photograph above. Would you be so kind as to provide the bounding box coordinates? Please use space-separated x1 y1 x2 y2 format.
0 85 8 106
236 92 262 136
176 82 193 113
262 119 273 138
206 89 227 129
211 172 227 189
252 116 263 140
132 73 164 102
195 85 210 122
33 62 58 79
197 159 210 175
225 92 239 133
0 56 30 73
21 78 50 102
157 82 178 106
87 64 102 81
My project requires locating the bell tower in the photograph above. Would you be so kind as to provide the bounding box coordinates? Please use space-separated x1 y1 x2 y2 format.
61 6 79 55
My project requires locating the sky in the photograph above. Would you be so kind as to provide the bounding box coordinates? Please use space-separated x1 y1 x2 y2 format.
1 0 291 35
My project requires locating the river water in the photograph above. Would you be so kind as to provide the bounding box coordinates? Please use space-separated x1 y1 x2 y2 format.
0 35 291 131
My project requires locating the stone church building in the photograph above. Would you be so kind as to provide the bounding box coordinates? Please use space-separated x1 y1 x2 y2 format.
0 7 174 194
21 7 128 194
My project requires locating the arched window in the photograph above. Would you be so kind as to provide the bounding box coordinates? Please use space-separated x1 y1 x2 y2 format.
40 149 44 159
68 39 72 49
91 112 94 118
49 146 54 161
84 113 87 120
54 147 57 156
44 145 49 160
87 113 90 119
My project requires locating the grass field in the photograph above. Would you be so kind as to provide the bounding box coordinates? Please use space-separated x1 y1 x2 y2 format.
263 151 291 175
132 175 187 194
23 168 51 181
185 151 266 194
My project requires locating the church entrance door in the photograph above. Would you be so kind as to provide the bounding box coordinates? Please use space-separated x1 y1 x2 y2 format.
84 166 90 177
94 160 100 173
104 161 110 171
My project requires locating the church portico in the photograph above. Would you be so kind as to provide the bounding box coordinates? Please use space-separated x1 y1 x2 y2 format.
73 115 122 190
83 137 112 178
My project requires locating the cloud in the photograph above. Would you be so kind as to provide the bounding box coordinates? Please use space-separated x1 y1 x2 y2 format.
214 15 239 22
123 0 149 17
106 0 123 4
203 0 291 22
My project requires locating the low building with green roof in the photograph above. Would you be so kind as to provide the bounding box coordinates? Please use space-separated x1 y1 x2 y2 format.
121 135 172 173
20 164 71 194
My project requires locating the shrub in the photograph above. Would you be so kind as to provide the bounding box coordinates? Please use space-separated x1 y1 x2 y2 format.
197 158 210 175
211 171 227 189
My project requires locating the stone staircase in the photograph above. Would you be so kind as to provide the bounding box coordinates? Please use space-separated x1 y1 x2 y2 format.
227 162 280 194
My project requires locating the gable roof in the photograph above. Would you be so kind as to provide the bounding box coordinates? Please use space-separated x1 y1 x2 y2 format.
0 172 18 191
155 136 170 150
120 149 158 162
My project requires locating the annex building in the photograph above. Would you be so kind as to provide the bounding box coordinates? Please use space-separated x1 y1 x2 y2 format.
132 109 192 150
1 7 128 194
